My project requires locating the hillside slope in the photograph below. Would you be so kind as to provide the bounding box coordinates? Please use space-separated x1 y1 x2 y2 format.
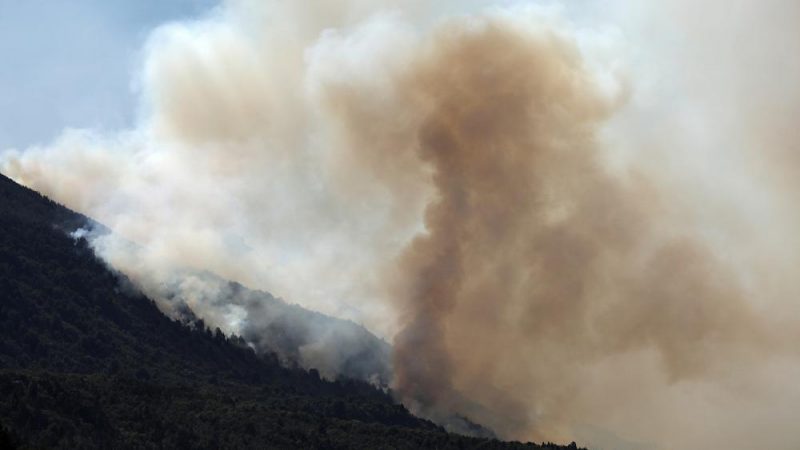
0 173 581 449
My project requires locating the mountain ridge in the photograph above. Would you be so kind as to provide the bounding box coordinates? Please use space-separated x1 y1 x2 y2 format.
0 172 582 449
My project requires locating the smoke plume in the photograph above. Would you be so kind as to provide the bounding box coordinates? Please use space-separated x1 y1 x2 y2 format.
3 1 800 449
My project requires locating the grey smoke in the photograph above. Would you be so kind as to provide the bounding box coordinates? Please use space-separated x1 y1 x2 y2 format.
167 273 393 385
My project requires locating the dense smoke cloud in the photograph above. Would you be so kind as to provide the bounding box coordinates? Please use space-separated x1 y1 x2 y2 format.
2 1 800 449
379 14 775 442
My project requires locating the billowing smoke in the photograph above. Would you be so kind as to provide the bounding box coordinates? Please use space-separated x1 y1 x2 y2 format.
3 1 800 449
381 14 777 442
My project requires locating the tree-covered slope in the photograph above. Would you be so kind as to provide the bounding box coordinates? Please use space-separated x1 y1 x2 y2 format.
0 173 581 450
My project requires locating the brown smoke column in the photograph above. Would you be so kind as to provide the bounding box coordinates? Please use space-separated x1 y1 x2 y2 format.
356 17 772 439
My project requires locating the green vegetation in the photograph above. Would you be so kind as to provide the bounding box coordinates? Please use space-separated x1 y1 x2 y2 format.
0 173 582 449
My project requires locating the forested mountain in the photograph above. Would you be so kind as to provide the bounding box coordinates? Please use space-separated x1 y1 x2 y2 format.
0 173 581 449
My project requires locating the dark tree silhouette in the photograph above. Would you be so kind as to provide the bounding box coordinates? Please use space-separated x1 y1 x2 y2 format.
0 173 583 450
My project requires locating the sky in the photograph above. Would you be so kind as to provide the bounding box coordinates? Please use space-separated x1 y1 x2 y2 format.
0 0 216 149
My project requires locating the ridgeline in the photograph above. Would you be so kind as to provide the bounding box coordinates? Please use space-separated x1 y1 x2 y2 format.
0 173 581 450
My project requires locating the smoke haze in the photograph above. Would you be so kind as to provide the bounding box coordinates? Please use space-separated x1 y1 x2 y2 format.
3 1 800 449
